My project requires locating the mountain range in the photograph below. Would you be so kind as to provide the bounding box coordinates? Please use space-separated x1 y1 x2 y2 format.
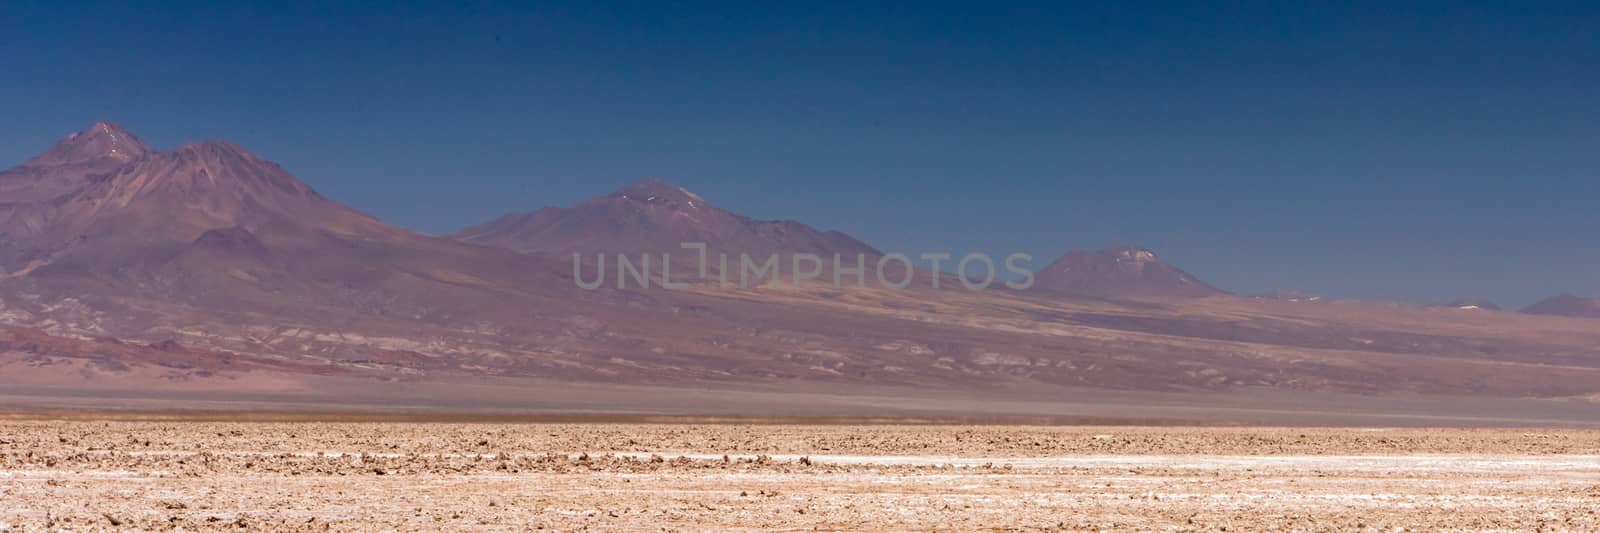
3 123 1598 423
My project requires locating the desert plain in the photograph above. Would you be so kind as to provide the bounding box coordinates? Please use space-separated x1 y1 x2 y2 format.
1 417 1598 531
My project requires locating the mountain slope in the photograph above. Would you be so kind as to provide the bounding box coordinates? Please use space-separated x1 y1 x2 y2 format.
453 179 880 259
1033 246 1227 298
1522 294 1600 318
0 122 151 202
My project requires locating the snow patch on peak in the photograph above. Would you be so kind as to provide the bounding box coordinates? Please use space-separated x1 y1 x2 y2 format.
680 187 704 202
27 121 151 168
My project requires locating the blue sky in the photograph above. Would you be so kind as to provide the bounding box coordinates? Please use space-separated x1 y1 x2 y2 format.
1 1 1596 305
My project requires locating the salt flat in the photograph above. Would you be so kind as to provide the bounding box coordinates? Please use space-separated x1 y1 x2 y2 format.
2 421 1598 531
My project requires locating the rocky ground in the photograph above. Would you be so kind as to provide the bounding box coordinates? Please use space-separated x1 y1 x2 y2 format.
1 421 1598 531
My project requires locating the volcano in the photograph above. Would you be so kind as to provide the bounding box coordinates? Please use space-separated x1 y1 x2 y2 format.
0 122 151 202
1033 246 1226 298
453 179 880 259
0 123 583 363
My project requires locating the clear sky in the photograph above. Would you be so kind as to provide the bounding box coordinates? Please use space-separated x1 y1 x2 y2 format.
1 1 1596 306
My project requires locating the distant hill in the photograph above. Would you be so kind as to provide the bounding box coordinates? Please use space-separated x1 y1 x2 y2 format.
1522 294 1600 318
453 178 879 260
1033 246 1226 298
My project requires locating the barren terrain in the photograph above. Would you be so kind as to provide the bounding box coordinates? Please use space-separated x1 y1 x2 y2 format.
7 123 1600 423
2 420 1598 531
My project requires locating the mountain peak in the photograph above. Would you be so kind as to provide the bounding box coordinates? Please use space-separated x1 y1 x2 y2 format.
455 178 879 257
27 121 151 169
0 126 393 252
88 121 130 133
105 138 318 209
603 178 709 209
175 139 258 159
1058 246 1166 270
1103 246 1160 263
78 121 133 138
72 121 137 142
1035 246 1226 298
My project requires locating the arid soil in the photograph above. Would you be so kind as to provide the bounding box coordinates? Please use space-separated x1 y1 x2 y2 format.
2 421 1599 531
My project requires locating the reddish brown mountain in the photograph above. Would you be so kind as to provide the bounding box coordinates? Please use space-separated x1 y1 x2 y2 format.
21 140 394 244
0 122 151 202
452 178 879 259
0 124 414 280
0 123 580 348
6 123 1600 423
1033 246 1226 298
1521 294 1600 318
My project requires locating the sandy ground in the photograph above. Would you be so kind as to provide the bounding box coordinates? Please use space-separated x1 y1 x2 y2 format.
2 422 1599 531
